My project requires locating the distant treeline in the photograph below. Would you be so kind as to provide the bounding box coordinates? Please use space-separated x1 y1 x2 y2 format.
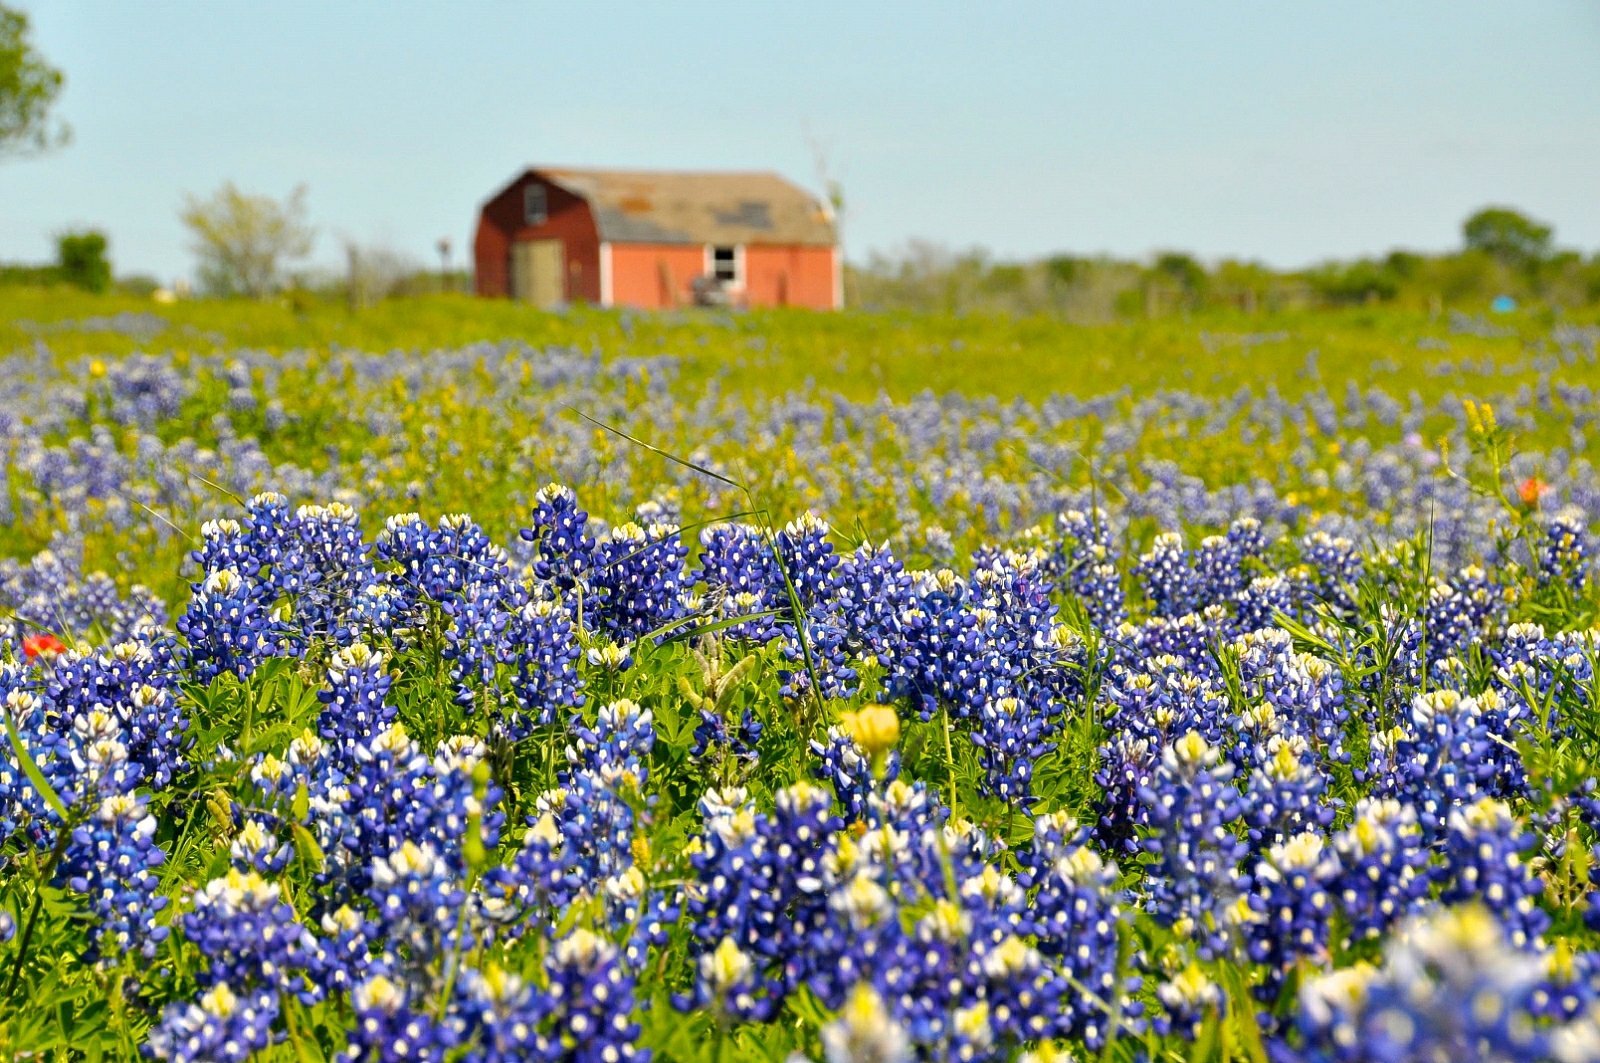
845 207 1600 319
10 204 1596 319
0 230 113 294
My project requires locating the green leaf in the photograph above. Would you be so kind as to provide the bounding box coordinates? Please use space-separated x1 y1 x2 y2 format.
290 823 325 873
3 708 66 820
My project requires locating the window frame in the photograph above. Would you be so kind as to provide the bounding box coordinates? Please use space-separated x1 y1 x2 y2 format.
707 244 743 285
523 183 548 227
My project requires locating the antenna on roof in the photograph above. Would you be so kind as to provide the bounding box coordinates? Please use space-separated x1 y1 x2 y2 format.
803 123 846 233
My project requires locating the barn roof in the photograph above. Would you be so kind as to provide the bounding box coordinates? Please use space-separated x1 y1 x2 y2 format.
532 167 836 247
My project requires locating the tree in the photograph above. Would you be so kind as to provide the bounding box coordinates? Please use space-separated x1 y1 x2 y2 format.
0 3 67 157
1152 252 1207 294
180 182 314 297
55 228 110 292
1462 206 1553 272
343 238 422 308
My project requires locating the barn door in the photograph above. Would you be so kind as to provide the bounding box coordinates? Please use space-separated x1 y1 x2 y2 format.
511 239 564 308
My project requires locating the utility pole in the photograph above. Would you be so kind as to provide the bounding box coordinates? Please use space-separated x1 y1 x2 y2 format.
437 238 454 293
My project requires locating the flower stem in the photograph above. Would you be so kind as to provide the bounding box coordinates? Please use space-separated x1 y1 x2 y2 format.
6 821 72 999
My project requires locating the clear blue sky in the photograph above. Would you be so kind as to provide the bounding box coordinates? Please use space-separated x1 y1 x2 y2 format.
4 1 1598 283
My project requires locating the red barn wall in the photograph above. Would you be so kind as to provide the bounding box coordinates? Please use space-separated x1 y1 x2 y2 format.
607 243 837 309
474 174 601 303
609 244 708 309
744 245 837 310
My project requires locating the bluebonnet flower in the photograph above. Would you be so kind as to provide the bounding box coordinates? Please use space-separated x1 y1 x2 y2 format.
776 513 857 699
380 512 509 607
368 839 468 957
230 494 299 604
1243 638 1349 764
1330 798 1429 942
683 937 781 1022
313 903 376 996
884 568 1015 722
1235 571 1314 632
1136 732 1249 950
146 983 279 1063
971 695 1052 804
0 545 166 652
1244 831 1338 998
1104 654 1230 748
1244 735 1335 851
1114 612 1219 671
1537 508 1590 591
191 518 259 580
697 523 785 644
1195 519 1268 604
697 522 781 602
499 811 580 924
337 973 462 1063
974 932 1077 1048
1093 732 1159 855
176 568 283 685
1425 564 1503 659
1137 532 1199 618
454 964 551 1063
1367 690 1501 837
810 725 898 822
1441 796 1549 948
1016 812 1130 1046
418 738 504 875
820 983 911 1063
589 520 688 643
183 868 323 1001
1286 905 1600 1062
505 596 583 735
1156 962 1223 1041
103 353 187 425
685 783 834 1001
519 482 597 592
1528 943 1600 1024
440 577 515 709
834 540 915 663
277 502 376 643
1299 530 1363 611
44 637 188 793
550 700 656 890
1491 624 1593 744
327 724 433 884
319 641 396 749
0 677 114 838
63 792 170 959
538 929 647 1063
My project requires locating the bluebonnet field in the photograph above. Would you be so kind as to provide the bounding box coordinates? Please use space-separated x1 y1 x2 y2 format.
5 291 1600 1060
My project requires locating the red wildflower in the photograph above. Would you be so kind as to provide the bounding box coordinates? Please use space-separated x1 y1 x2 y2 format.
1517 476 1549 510
21 633 66 661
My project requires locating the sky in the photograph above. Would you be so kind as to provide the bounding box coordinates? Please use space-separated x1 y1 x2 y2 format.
3 1 1598 284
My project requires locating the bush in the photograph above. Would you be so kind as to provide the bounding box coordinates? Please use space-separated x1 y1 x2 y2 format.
55 229 112 293
0 262 60 286
115 274 162 298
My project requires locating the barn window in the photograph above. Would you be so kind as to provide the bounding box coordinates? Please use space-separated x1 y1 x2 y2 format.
524 184 548 226
711 246 741 284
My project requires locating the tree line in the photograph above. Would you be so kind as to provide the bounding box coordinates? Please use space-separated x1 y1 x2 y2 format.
846 208 1599 320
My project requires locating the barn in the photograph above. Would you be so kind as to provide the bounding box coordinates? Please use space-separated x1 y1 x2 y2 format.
474 167 840 310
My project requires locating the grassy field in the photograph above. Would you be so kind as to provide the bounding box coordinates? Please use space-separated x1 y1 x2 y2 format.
2 290 1600 1060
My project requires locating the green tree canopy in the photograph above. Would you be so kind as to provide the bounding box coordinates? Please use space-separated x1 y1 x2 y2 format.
180 182 315 297
0 3 68 157
55 228 110 292
1462 206 1553 271
1153 251 1207 294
